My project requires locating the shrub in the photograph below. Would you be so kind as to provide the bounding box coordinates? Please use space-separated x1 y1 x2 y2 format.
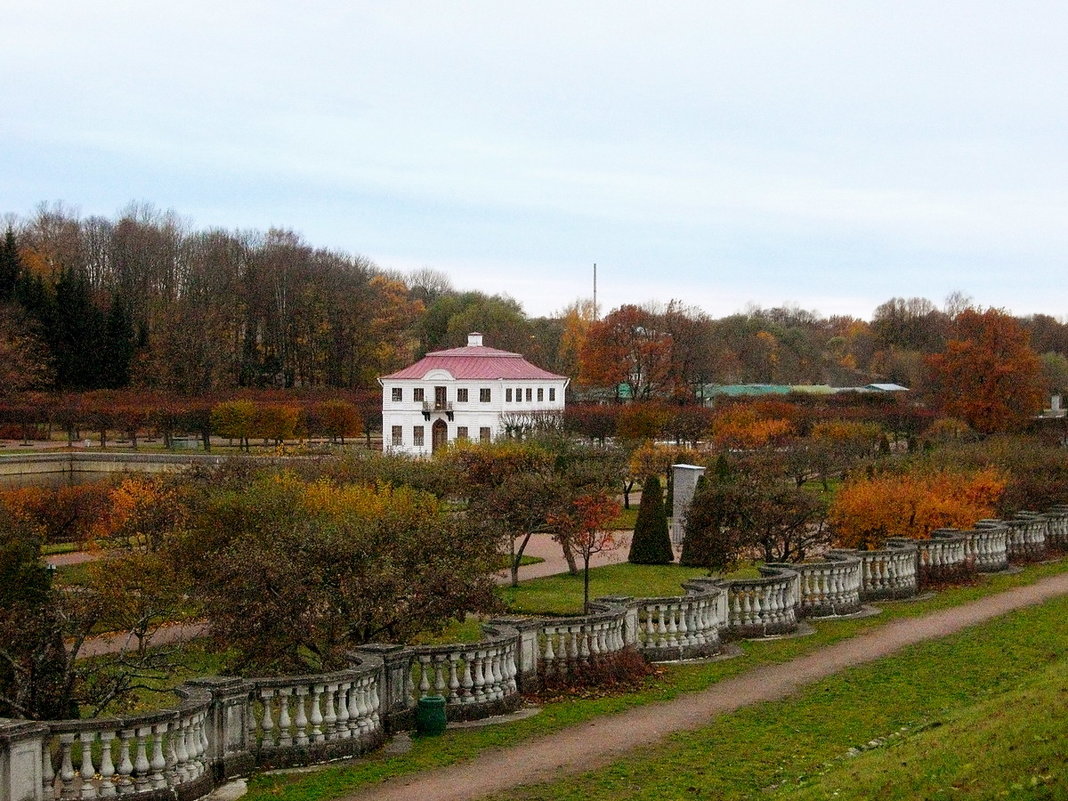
628 475 673 564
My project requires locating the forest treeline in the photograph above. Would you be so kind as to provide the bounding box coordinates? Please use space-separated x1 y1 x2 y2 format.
3 202 1068 402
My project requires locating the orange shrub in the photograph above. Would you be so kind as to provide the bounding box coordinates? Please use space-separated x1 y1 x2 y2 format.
829 468 1005 549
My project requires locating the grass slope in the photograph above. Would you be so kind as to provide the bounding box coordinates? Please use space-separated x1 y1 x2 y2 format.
490 596 1068 801
242 559 1068 801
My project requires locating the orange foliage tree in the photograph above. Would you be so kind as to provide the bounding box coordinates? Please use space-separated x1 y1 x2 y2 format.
711 405 794 450
549 490 622 613
926 308 1045 434
578 305 675 399
829 468 1005 549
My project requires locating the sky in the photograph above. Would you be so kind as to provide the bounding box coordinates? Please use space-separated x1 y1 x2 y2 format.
3 1 1067 320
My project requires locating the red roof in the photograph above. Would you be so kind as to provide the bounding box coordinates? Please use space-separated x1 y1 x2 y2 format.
382 345 567 381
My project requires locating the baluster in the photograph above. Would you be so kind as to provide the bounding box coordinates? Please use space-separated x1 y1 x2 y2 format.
666 604 678 646
277 689 293 746
131 728 150 793
448 658 460 703
368 676 381 727
418 656 431 698
148 724 167 790
323 683 338 740
309 685 325 742
348 681 365 736
472 651 486 703
259 689 275 747
172 718 189 785
293 687 309 746
58 734 76 800
42 737 56 801
77 731 97 800
334 682 351 740
460 652 475 703
542 629 555 665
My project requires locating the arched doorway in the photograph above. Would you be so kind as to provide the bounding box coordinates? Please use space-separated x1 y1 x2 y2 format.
432 419 448 453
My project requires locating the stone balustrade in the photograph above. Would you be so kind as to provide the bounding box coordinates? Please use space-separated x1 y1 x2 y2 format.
248 665 383 768
768 553 862 618
829 541 918 601
911 530 972 586
38 688 213 801
627 580 728 661
980 515 1047 563
957 525 1010 572
718 565 800 637
1046 506 1068 552
5 506 1066 801
535 611 627 679
405 631 520 721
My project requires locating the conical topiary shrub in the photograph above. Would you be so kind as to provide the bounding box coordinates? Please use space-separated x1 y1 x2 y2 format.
628 475 673 564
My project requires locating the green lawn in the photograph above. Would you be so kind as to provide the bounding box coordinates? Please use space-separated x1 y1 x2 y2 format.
491 593 1068 801
501 563 711 615
241 558 1068 801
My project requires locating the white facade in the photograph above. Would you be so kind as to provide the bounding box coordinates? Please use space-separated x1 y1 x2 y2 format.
379 333 569 456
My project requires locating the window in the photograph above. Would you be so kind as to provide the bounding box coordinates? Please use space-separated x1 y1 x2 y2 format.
391 426 402 446
515 387 522 401
457 388 469 403
506 388 513 402
413 426 424 446
391 387 402 402
479 426 491 443
457 426 469 440
480 388 491 402
525 388 532 402
549 388 556 402
413 388 425 402
537 387 544 402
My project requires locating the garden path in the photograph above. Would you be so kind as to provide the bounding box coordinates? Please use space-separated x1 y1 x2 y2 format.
341 570 1068 801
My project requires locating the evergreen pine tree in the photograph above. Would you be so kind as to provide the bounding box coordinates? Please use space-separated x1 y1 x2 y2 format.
101 292 136 388
52 268 105 389
0 228 20 303
627 475 673 564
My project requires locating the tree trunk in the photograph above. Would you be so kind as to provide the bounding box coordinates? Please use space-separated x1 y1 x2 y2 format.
561 538 579 575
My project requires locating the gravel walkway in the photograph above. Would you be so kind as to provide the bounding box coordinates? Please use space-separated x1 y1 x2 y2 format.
345 570 1068 801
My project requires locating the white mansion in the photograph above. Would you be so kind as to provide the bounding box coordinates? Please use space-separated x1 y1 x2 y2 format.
379 333 569 455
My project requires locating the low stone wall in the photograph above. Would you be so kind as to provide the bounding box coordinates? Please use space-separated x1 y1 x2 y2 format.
0 453 226 479
3 507 1066 801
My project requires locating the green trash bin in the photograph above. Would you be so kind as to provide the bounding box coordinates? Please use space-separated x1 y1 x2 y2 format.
416 695 447 736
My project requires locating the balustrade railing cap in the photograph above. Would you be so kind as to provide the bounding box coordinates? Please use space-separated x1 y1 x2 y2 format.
487 615 542 631
0 719 49 740
184 675 247 690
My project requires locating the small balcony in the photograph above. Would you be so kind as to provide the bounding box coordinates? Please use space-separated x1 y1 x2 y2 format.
421 400 454 421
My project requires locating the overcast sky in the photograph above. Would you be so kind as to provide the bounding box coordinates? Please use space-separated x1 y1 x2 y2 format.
3 2 1066 320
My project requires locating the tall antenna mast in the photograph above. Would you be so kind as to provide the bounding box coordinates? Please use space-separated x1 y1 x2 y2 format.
593 263 598 320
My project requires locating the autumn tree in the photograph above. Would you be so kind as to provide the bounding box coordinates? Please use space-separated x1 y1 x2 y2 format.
548 490 621 612
0 305 53 395
317 399 362 444
578 305 675 399
679 469 734 571
174 474 500 672
211 400 257 450
926 308 1045 434
829 467 1005 549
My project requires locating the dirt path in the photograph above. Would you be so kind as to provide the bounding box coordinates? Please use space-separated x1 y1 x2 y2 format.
347 570 1068 801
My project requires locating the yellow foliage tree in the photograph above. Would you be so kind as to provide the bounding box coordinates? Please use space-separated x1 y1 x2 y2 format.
829 468 1005 549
